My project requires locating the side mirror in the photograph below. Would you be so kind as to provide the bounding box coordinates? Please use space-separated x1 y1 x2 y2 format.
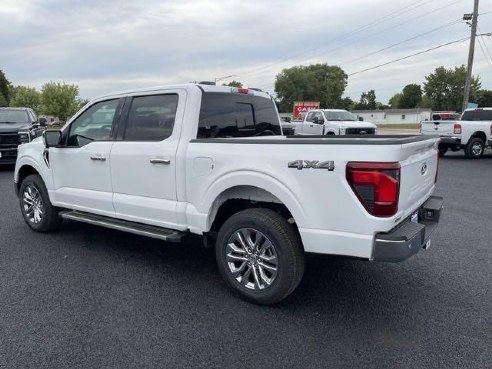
39 117 47 127
313 117 324 124
358 116 364 121
43 130 62 148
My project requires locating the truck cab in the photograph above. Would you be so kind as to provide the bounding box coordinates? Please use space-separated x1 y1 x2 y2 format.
296 109 377 135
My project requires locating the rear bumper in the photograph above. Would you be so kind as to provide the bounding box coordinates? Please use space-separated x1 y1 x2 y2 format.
372 196 443 262
439 136 461 145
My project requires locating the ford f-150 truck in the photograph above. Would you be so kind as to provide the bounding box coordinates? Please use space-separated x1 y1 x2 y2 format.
14 84 443 304
0 107 45 165
421 108 492 158
296 109 377 135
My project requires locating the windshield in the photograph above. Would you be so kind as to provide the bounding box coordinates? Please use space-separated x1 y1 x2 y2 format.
325 110 357 121
0 110 29 124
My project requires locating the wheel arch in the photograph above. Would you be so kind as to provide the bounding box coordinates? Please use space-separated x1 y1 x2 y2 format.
470 131 487 142
16 164 41 194
201 173 307 233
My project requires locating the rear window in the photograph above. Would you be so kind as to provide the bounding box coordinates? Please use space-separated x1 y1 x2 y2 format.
197 92 281 138
461 110 492 121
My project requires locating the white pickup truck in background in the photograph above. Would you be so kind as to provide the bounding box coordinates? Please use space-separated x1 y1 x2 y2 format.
296 109 377 135
14 84 443 304
421 108 492 158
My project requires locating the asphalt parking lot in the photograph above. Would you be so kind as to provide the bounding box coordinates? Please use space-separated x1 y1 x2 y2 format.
0 152 491 369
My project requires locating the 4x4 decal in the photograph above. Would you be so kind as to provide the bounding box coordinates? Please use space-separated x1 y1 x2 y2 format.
288 160 335 171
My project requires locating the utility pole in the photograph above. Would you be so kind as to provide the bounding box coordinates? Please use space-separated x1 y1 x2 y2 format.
462 0 479 112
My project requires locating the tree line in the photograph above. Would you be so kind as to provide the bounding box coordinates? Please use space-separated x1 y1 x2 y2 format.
232 64 492 112
2 64 492 118
0 70 88 121
273 63 492 112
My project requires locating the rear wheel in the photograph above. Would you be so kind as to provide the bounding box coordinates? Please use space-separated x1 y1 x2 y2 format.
215 208 304 305
465 138 484 159
19 174 62 232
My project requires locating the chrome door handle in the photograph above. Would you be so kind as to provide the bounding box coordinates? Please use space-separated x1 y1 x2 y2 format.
90 155 106 161
150 158 171 165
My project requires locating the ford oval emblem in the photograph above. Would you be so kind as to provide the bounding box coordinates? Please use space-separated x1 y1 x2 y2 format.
421 163 428 175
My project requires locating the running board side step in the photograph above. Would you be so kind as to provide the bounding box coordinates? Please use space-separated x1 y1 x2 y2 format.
60 210 185 242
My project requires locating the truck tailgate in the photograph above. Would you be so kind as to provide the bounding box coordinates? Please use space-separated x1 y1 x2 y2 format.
421 120 456 136
398 139 439 218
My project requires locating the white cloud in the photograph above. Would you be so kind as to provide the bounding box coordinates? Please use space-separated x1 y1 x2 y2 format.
2 0 491 105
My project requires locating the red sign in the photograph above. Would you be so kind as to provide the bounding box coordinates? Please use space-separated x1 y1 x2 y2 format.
292 101 320 119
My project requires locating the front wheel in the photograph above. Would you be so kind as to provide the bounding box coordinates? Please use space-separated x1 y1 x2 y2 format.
215 208 305 305
19 174 62 232
465 138 484 159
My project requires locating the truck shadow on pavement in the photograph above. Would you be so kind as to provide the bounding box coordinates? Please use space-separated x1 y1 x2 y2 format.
54 219 443 317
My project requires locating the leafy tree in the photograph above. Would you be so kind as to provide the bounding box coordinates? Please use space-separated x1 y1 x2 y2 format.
388 93 402 108
423 65 480 111
77 98 90 110
354 90 378 110
223 80 243 88
340 96 354 110
41 82 80 120
476 90 492 107
274 63 348 112
9 85 42 113
0 69 11 106
399 84 422 108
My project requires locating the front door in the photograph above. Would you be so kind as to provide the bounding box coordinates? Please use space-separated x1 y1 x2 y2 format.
110 91 185 229
49 98 122 216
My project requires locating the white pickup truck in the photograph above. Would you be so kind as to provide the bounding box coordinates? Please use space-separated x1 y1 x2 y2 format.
14 84 443 304
296 109 377 135
421 108 492 158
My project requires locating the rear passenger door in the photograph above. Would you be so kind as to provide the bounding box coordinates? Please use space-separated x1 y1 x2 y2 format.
110 90 186 228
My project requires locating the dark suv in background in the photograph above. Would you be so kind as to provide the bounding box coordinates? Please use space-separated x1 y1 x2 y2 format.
0 107 46 165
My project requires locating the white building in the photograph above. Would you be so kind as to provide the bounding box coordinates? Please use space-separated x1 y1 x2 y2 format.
352 108 431 124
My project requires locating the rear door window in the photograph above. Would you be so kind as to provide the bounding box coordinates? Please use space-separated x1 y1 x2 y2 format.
197 92 281 138
123 94 178 141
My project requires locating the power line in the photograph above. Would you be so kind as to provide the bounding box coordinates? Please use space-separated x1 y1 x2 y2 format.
348 37 470 76
297 0 464 68
476 37 492 70
342 18 462 66
237 0 437 78
476 26 492 70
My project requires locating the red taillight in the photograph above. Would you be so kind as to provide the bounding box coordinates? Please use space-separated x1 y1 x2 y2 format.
490 123 492 135
346 162 400 217
454 123 461 134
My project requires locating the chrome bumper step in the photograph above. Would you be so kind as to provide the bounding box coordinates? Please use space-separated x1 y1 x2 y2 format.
60 210 185 242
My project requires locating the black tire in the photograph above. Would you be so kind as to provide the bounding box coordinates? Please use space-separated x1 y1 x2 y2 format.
326 132 336 135
19 174 62 232
215 208 305 305
438 145 448 157
465 137 485 159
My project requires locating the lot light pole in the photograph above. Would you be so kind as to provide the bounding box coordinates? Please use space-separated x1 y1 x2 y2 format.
462 0 479 112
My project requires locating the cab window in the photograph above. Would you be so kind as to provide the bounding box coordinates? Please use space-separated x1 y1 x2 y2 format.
122 94 178 142
67 99 120 147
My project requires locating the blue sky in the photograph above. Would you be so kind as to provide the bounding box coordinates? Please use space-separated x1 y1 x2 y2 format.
2 0 491 104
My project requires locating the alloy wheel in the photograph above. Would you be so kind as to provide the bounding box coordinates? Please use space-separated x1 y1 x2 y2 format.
226 228 278 290
22 184 44 224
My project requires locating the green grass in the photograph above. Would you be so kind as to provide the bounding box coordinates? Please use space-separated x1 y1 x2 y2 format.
376 123 420 129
